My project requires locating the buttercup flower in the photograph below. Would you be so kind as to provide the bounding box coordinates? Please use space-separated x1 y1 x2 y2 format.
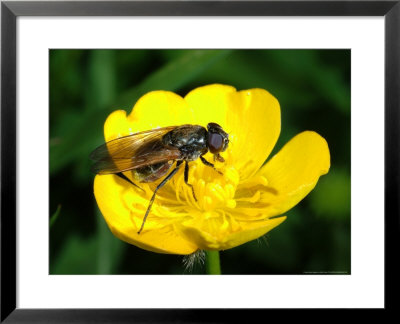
94 84 330 254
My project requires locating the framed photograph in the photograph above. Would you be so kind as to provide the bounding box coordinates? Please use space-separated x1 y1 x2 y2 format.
1 0 398 321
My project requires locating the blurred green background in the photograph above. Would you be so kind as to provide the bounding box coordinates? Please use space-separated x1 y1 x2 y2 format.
49 49 350 275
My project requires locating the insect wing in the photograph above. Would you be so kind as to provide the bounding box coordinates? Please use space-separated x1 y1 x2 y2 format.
90 126 180 174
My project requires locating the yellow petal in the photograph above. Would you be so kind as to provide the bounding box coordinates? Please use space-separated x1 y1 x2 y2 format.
184 85 281 180
255 131 330 216
129 90 195 131
177 215 286 250
226 88 281 180
184 84 236 129
103 91 195 142
103 109 131 142
94 174 198 255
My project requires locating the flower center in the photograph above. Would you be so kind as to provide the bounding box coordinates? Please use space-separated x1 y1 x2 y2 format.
171 154 240 212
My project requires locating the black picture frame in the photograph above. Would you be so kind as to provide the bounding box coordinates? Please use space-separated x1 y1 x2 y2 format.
1 0 399 321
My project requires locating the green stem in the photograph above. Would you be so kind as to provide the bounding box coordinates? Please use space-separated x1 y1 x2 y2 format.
205 250 221 275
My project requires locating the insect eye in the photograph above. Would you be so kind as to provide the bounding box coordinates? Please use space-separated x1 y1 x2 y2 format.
208 133 224 153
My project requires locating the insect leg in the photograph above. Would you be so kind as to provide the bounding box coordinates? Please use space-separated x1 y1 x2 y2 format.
200 156 223 175
137 161 183 234
115 172 144 193
184 161 197 202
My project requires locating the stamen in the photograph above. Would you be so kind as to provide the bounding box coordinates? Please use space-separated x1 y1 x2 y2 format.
126 151 244 233
167 159 241 212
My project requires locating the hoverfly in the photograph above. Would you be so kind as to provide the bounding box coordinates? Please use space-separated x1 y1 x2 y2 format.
90 123 229 234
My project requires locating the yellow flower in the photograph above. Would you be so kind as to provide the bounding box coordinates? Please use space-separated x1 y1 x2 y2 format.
94 84 330 254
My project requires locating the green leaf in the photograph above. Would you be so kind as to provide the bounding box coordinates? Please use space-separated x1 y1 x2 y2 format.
50 204 62 228
114 49 232 108
195 50 316 108
196 50 350 114
266 50 350 114
50 235 98 274
87 50 117 109
308 168 351 220
50 211 126 274
96 206 125 274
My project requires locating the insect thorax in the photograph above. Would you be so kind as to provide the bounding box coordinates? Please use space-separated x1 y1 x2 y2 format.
162 125 208 160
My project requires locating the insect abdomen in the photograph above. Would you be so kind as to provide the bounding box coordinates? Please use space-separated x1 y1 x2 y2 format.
133 161 174 183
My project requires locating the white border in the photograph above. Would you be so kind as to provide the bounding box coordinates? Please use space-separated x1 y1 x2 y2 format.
17 17 384 308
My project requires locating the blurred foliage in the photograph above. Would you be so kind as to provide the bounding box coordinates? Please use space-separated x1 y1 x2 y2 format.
50 49 350 275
